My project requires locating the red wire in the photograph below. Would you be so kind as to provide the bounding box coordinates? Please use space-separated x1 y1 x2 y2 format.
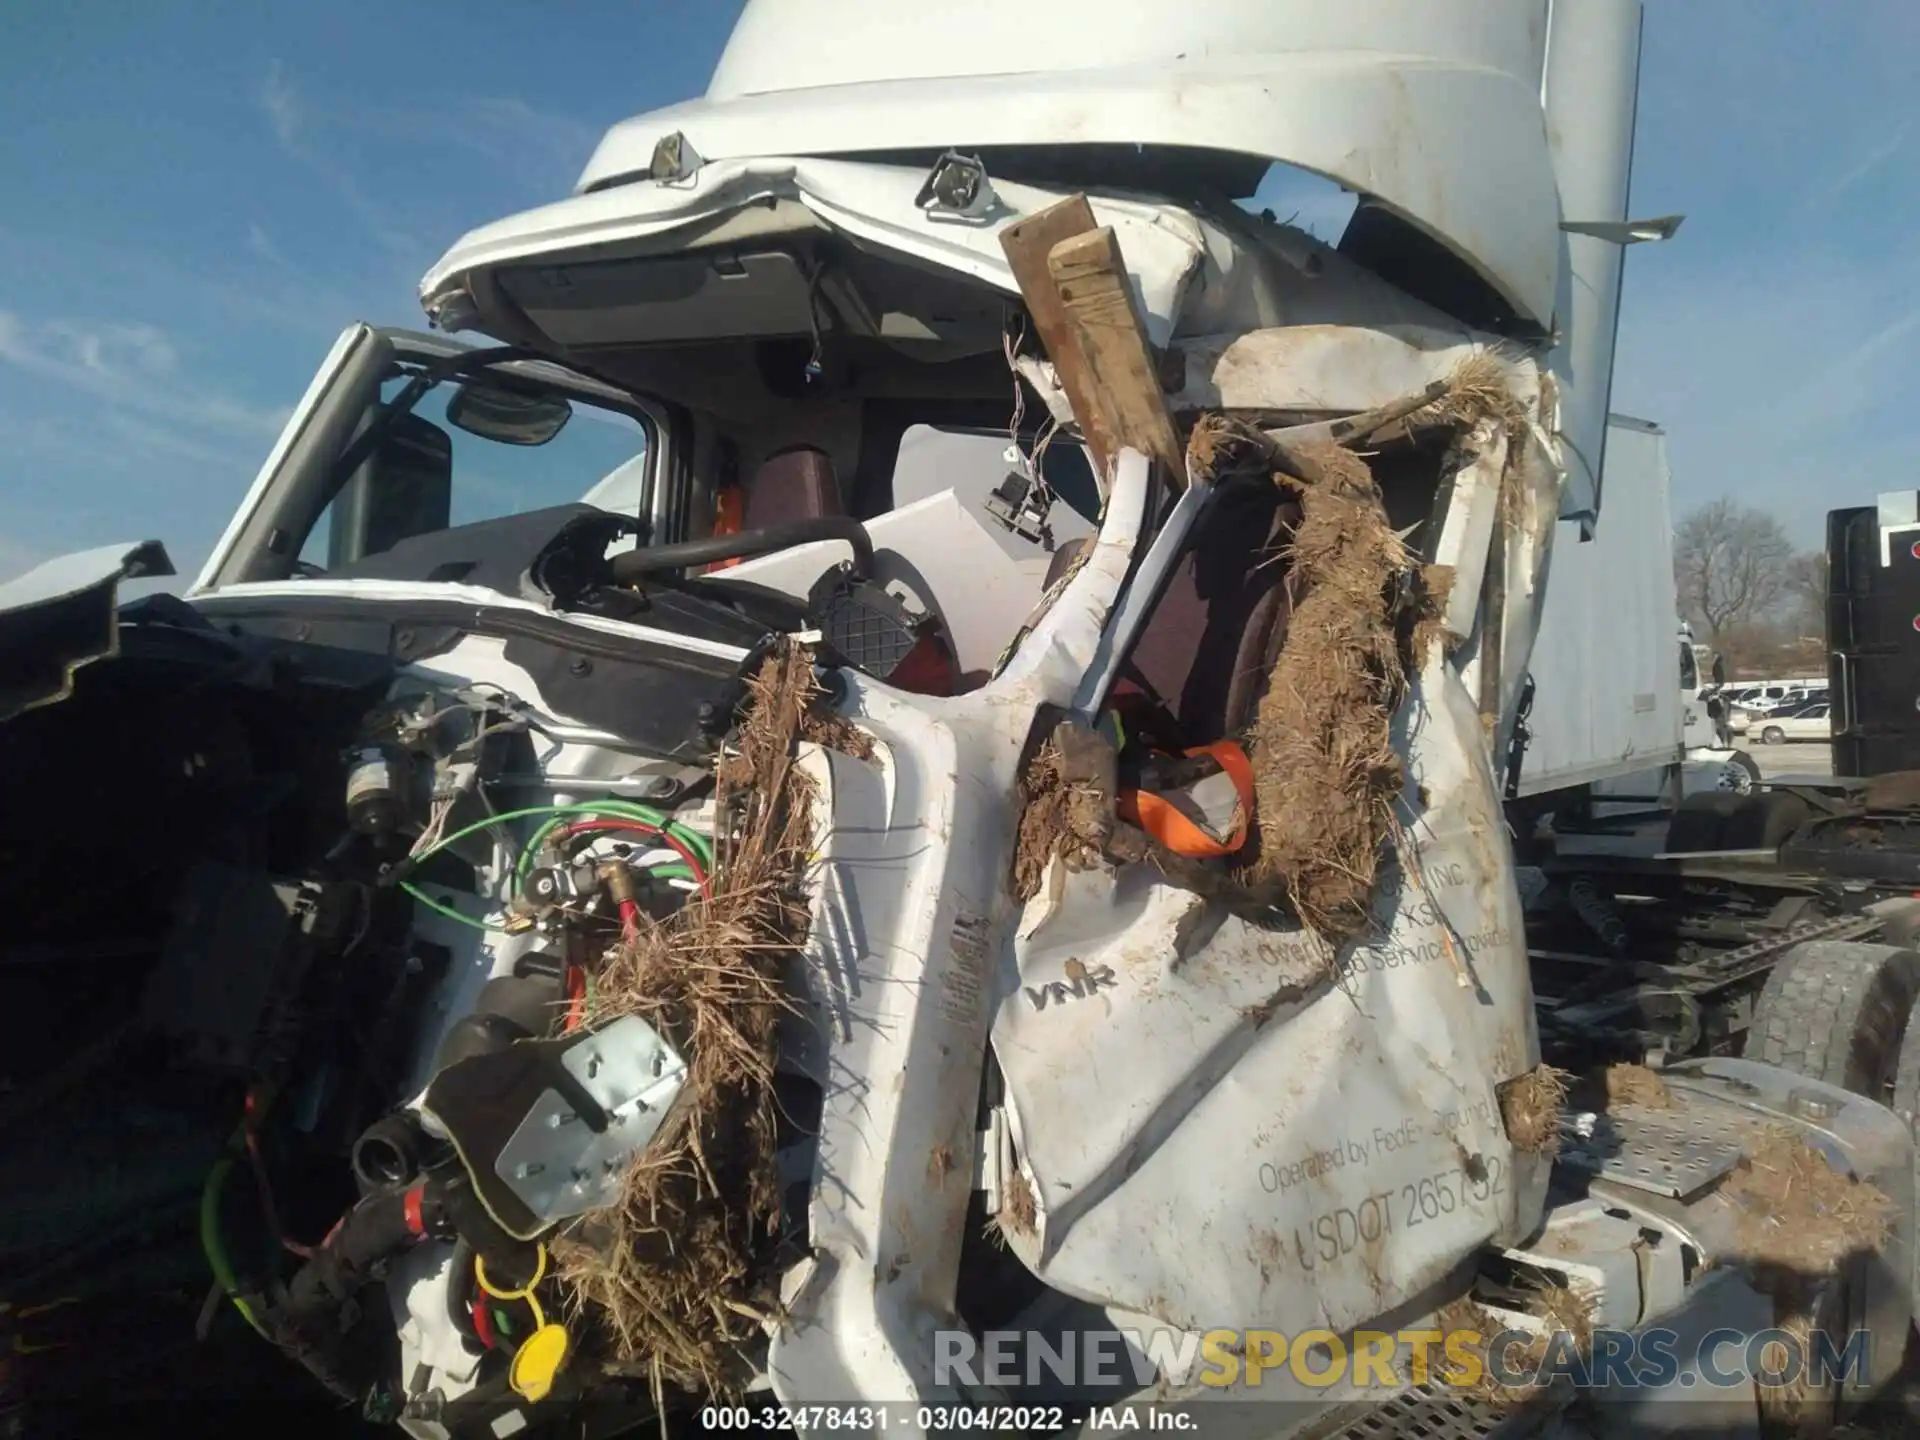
550 819 710 1034
553 818 711 897
563 965 587 1033
242 1089 315 1259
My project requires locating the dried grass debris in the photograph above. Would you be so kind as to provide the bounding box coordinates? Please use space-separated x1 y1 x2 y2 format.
1601 1063 1673 1110
799 708 875 762
1434 1279 1595 1409
558 644 817 1395
1721 1126 1893 1278
987 1168 1039 1247
1714 1128 1896 1434
1413 563 1457 660
1011 722 1116 901
1405 351 1530 443
1239 440 1412 940
1717 1128 1895 1431
1497 1064 1570 1155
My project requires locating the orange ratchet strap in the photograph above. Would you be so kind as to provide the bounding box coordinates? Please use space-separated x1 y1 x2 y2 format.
1116 740 1254 858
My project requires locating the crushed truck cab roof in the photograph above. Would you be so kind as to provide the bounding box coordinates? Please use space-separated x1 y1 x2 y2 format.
568 0 1566 328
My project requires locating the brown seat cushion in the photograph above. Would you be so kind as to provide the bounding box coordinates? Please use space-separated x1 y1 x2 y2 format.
744 445 844 529
1115 481 1298 746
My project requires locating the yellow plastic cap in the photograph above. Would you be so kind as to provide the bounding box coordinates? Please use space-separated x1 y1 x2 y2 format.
509 1323 570 1402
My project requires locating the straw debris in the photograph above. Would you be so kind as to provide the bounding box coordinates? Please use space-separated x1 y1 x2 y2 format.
1031 360 1531 946
1716 1127 1895 1433
1721 1126 1893 1278
1012 722 1116 901
1238 440 1413 939
1230 359 1531 938
987 1168 1039 1246
1601 1062 1673 1110
1413 563 1457 660
1435 1279 1595 1408
558 644 817 1395
1497 1064 1570 1155
800 708 875 762
1405 351 1530 443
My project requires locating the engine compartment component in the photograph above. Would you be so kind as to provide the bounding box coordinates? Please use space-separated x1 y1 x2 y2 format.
0 601 740 1436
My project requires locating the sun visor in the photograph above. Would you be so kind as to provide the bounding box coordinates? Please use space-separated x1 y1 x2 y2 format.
420 158 1208 353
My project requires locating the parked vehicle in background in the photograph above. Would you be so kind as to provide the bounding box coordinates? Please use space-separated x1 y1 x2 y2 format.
1757 700 1831 744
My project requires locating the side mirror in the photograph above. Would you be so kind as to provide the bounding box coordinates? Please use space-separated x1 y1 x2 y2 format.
1712 655 1728 688
328 413 454 567
446 379 571 446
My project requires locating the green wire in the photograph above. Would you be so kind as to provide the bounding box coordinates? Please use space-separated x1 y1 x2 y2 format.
401 800 708 933
405 799 712 871
511 802 713 882
199 1156 270 1339
399 881 508 933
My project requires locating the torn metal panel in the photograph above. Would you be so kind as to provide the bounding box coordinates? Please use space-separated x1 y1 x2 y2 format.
1169 325 1480 416
773 453 1154 1407
1455 376 1568 767
1429 422 1509 648
991 652 1541 1341
0 539 175 722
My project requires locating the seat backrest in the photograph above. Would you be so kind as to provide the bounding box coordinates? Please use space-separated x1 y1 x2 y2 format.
1115 481 1299 747
744 445 844 529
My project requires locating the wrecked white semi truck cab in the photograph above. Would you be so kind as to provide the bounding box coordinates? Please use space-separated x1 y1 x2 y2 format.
3 2 1914 1437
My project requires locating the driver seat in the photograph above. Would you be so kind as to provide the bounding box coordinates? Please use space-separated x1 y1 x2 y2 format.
1045 479 1300 748
729 443 961 696
743 445 845 528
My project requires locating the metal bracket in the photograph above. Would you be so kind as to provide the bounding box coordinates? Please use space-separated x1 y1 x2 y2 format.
1560 214 1685 244
494 1015 688 1227
648 131 704 183
914 152 999 221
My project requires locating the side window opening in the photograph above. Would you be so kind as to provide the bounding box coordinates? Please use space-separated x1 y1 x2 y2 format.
298 373 651 572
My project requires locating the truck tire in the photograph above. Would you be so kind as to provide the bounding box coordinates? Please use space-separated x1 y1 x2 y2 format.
1870 897 1920 952
1888 1018 1920 1329
1665 791 1746 853
1719 791 1812 851
1748 941 1920 1100
1762 724 1786 745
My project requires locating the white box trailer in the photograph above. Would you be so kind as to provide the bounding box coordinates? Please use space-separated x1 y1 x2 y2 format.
1514 414 1685 799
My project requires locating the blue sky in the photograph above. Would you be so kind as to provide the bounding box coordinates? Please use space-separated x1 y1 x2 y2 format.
1 1 1915 584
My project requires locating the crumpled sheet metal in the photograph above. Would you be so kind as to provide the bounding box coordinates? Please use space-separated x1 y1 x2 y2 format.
993 656 1542 1342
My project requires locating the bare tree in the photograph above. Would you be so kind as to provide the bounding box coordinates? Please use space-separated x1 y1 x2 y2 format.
1673 499 1794 642
1783 549 1829 638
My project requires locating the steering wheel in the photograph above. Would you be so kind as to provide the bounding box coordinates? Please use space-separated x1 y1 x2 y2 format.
606 516 874 584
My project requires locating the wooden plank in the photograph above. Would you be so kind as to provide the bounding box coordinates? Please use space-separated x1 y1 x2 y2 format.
1046 226 1185 488
997 196 1116 477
